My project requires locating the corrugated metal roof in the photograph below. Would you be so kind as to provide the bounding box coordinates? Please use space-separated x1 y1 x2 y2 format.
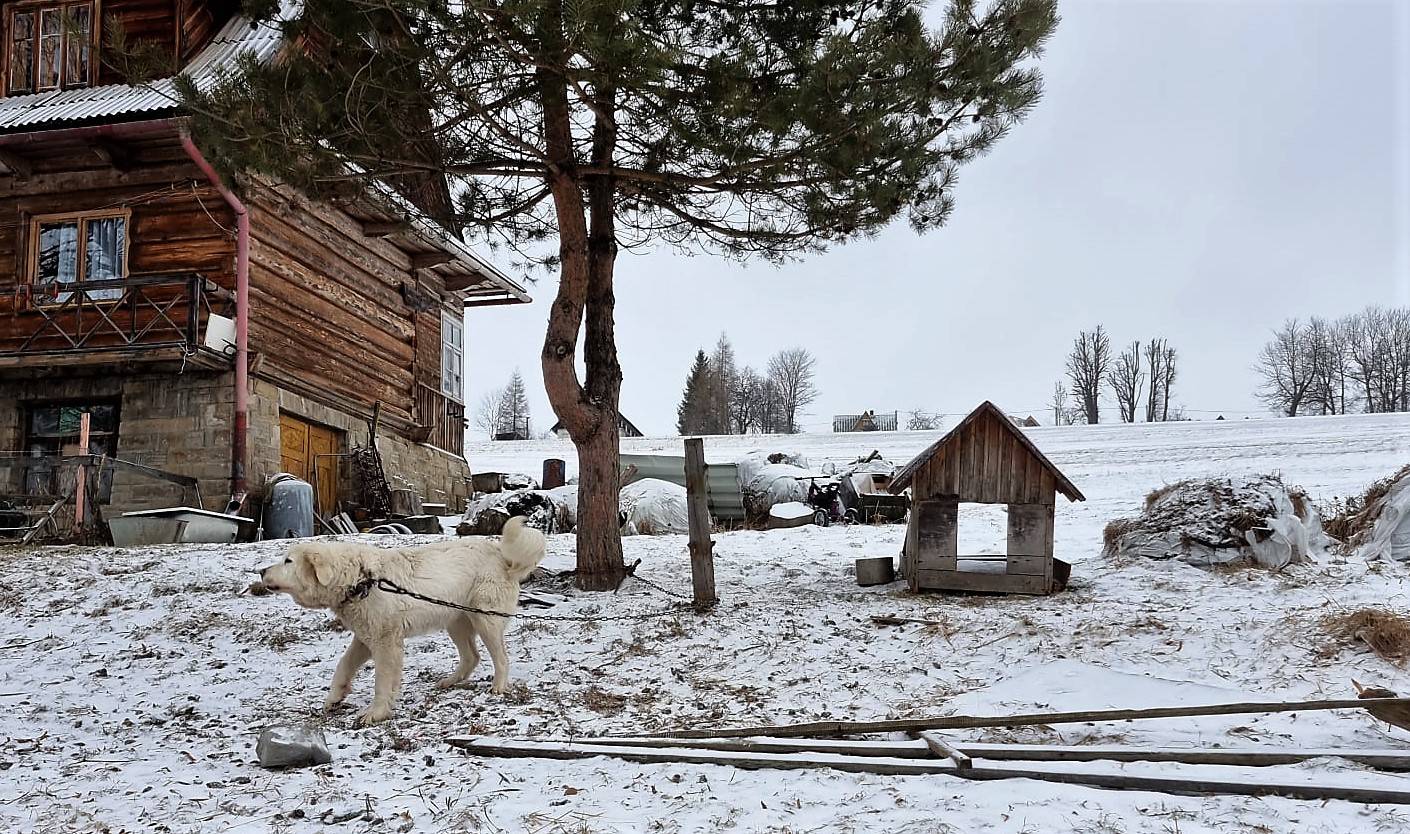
0 9 285 131
0 1 528 305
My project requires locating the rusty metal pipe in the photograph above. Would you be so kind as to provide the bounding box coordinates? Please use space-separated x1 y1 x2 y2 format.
178 132 249 508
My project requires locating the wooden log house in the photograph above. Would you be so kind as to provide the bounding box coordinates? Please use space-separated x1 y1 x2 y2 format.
0 1 529 519
889 401 1085 596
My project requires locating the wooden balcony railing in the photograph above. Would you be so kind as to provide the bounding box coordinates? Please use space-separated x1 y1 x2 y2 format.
414 383 466 457
0 272 233 360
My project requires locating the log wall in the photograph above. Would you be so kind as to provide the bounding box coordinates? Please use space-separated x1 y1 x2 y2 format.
0 151 236 354
244 183 461 441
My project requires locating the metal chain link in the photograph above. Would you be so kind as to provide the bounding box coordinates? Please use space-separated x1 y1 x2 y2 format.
369 577 692 622
624 572 694 602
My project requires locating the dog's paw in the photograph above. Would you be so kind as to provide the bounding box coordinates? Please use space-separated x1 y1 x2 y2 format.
357 705 393 726
490 681 510 695
434 675 463 691
323 697 346 712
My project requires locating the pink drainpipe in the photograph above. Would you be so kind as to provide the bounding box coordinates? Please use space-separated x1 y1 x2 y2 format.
178 133 250 507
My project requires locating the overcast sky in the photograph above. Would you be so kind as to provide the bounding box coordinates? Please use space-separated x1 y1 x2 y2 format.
464 0 1410 438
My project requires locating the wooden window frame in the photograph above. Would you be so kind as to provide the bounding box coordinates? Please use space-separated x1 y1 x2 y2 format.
26 207 130 308
440 309 464 404
4 0 98 96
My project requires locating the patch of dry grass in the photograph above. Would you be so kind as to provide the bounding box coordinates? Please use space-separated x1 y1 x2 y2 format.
1323 464 1410 549
1321 608 1410 663
1144 480 1195 510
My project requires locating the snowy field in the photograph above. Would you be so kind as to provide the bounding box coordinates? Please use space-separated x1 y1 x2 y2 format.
2 413 1410 833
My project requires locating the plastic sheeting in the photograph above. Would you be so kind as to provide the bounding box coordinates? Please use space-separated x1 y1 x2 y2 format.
619 478 689 535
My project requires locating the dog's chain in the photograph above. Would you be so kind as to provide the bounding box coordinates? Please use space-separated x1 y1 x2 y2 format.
367 577 693 622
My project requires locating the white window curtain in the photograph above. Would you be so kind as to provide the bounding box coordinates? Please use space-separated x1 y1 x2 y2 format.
84 216 124 300
36 221 78 303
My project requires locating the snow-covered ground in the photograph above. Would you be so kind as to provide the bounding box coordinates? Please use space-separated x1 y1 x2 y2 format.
2 413 1410 833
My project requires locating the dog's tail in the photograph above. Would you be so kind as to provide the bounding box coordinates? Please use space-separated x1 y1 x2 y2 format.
499 516 546 583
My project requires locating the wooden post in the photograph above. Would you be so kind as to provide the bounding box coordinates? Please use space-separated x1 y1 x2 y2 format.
683 438 717 610
73 411 91 530
542 458 566 490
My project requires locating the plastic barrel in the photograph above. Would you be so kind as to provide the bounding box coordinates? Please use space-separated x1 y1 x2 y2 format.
265 475 315 539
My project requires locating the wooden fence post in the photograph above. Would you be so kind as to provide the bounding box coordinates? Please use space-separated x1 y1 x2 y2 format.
73 411 91 531
683 438 717 610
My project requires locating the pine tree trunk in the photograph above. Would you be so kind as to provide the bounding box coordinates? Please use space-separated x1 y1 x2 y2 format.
537 53 627 591
572 406 624 590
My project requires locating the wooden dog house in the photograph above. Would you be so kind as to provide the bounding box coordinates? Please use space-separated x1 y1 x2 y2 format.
889 401 1085 595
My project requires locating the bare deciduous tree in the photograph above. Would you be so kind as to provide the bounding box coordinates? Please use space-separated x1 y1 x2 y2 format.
1256 319 1317 416
1066 326 1111 424
767 347 819 434
906 410 941 431
1049 381 1070 426
1107 341 1144 423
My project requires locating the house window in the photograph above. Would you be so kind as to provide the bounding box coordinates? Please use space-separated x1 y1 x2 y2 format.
6 2 94 95
441 311 463 402
23 401 119 502
30 210 127 304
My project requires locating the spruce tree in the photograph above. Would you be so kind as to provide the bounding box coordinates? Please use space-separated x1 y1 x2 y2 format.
503 370 533 438
677 350 712 436
181 0 1058 590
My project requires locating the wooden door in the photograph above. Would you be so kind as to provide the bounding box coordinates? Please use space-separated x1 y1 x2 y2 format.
279 414 340 514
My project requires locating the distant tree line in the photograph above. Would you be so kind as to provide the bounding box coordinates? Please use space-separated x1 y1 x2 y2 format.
1255 306 1410 417
1053 325 1180 425
475 369 533 440
678 334 819 435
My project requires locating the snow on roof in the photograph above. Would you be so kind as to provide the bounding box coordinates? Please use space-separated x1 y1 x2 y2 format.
0 11 285 131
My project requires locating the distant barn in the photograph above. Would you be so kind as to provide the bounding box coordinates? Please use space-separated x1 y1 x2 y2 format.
833 411 899 433
890 401 1084 596
551 413 644 439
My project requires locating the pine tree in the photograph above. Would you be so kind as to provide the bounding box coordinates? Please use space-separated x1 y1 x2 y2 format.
180 0 1058 590
676 350 712 436
502 370 532 439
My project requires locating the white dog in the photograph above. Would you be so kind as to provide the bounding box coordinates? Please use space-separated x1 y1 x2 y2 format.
258 517 546 725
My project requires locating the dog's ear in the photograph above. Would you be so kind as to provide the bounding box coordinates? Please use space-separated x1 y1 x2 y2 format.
295 544 356 589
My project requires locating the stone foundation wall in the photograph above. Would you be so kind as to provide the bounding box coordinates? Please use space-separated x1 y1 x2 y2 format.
0 372 233 516
0 373 470 519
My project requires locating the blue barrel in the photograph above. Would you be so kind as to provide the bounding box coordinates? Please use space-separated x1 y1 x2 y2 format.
265 475 315 539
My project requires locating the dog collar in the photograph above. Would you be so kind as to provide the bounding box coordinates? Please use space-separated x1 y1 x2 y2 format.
343 575 375 606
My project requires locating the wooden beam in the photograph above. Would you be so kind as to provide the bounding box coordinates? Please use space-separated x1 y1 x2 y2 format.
410 252 454 269
361 220 408 237
91 138 133 172
919 731 971 770
539 736 1410 770
445 738 1410 805
444 273 488 292
645 696 1410 740
0 148 33 179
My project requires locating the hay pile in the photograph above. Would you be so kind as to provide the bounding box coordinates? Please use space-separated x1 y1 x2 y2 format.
1321 608 1410 663
1324 464 1410 561
1103 474 1321 569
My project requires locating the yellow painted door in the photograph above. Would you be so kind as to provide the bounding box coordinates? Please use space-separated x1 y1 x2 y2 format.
279 414 340 514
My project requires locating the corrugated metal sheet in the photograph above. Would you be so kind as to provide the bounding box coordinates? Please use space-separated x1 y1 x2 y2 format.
620 454 746 521
0 8 285 131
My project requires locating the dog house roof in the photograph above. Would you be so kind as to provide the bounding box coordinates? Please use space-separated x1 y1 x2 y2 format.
889 401 1085 503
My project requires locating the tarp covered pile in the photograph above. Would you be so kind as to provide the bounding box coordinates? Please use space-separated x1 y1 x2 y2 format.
1103 474 1324 569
